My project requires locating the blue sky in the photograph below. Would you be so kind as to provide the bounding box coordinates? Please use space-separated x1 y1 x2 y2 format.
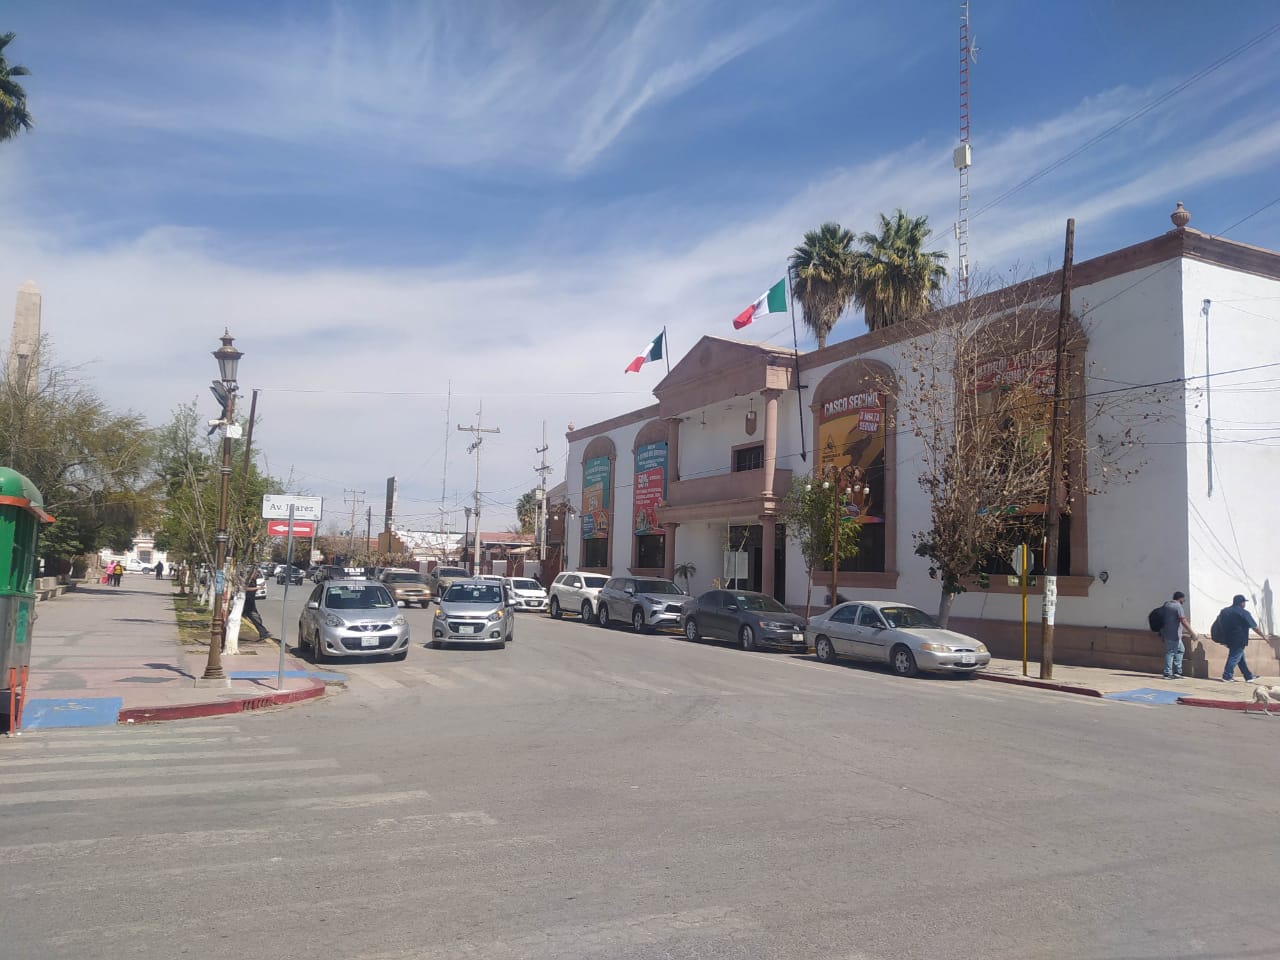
1 1 1278 530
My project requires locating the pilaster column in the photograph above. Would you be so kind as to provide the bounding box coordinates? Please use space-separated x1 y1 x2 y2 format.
662 522 678 581
761 389 781 497
760 515 777 599
665 417 681 482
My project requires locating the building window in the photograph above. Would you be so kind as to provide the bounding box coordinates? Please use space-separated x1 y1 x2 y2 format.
582 537 610 569
734 445 764 472
636 534 664 569
138 550 153 563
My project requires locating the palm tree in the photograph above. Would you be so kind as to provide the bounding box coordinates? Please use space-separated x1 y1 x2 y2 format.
789 222 859 349
673 561 696 595
852 210 948 331
0 32 33 143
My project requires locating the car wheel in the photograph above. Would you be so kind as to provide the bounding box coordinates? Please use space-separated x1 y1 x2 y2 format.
581 601 594 621
740 625 756 651
631 608 646 633
312 634 327 664
891 645 919 678
814 635 836 664
596 603 611 628
550 597 562 619
684 618 699 642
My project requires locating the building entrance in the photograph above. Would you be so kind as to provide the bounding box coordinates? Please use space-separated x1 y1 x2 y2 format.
725 523 786 604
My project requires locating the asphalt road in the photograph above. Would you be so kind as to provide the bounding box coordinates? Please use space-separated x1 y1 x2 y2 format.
2 601 1278 960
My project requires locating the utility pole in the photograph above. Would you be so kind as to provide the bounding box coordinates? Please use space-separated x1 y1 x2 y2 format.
440 380 451 536
458 401 499 575
365 506 372 565
344 489 365 563
535 420 552 563
1039 217 1074 680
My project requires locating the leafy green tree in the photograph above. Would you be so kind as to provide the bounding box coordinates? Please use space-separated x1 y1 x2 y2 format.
789 222 859 349
0 32 33 143
515 489 538 535
853 210 948 331
0 342 155 571
780 477 860 619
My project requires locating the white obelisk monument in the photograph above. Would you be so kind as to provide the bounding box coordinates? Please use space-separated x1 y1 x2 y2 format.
7 281 41 393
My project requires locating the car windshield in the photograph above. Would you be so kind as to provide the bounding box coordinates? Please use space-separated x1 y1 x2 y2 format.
511 579 541 591
385 573 423 583
731 594 788 613
325 585 395 609
438 568 469 578
879 606 939 629
583 576 608 588
635 579 683 595
444 584 503 604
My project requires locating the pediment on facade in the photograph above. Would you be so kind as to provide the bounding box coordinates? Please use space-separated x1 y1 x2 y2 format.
655 336 795 416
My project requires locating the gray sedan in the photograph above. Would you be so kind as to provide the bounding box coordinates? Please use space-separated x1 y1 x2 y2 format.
806 600 990 677
682 589 807 651
432 580 514 648
298 580 410 662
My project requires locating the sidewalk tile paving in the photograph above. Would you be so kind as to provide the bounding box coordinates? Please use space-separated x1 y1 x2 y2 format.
8 574 339 731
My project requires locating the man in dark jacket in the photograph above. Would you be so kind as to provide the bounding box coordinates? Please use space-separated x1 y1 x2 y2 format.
1218 594 1267 682
242 573 274 641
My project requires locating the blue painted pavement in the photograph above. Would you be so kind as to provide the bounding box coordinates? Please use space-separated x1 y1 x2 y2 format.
21 697 124 729
1104 687 1184 705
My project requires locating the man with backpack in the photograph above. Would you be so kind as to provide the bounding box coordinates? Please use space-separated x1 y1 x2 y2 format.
1158 591 1192 680
1214 594 1266 682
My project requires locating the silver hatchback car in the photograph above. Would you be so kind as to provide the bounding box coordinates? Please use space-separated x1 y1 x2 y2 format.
298 579 410 662
432 580 514 648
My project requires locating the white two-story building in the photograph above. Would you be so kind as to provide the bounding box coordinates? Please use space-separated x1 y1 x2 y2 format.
562 206 1280 678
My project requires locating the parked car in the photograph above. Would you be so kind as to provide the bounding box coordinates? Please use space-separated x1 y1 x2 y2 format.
276 565 305 586
431 579 514 648
297 579 409 662
428 566 471 598
548 571 610 621
596 576 688 632
505 577 548 612
682 589 807 651
381 568 431 608
313 564 347 583
806 600 990 677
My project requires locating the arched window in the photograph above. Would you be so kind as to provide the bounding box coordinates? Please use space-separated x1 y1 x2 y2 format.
631 420 669 572
580 437 616 571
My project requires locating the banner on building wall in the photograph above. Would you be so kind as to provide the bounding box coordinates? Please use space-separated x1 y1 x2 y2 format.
581 456 611 539
817 390 886 523
974 349 1056 398
633 442 668 535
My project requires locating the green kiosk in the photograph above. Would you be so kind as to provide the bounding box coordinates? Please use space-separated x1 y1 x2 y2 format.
0 468 52 734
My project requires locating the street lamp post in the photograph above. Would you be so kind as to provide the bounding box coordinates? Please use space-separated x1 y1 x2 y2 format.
462 506 473 573
201 330 242 683
808 464 869 609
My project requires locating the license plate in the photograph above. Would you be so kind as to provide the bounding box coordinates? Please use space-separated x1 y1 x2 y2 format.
460 624 477 634
960 653 975 665
792 633 804 644
360 636 379 648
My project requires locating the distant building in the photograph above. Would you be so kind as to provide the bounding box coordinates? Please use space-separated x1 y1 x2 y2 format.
100 533 169 573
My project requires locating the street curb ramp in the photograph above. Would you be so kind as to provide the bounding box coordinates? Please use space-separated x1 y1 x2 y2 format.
974 672 1105 698
118 677 326 724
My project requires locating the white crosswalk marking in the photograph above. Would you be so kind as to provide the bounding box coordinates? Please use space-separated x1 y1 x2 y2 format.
449 665 511 690
0 758 338 786
0 747 298 767
347 668 404 689
399 666 459 688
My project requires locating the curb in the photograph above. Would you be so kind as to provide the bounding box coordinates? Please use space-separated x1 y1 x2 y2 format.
1176 696 1268 712
973 672 1105 698
117 677 326 724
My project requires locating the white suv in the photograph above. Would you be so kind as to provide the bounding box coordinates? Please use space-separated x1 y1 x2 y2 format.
549 571 610 621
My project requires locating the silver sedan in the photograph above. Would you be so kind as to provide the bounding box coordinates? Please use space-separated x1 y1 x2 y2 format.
298 579 410 662
806 600 990 677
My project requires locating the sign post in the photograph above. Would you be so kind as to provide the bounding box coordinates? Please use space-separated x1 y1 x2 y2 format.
1011 544 1029 676
278 505 296 691
261 496 323 692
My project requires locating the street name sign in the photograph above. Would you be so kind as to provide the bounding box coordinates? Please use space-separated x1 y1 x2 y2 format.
266 519 316 538
262 495 323 521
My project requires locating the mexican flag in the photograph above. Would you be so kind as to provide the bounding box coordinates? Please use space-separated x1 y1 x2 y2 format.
624 330 665 373
732 278 786 329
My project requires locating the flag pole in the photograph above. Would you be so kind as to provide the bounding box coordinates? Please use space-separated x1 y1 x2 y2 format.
663 326 670 375
787 271 807 462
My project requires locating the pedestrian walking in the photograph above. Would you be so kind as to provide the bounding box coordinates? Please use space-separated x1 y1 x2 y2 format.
112 561 124 587
154 560 164 580
1159 590 1191 680
241 573 274 641
1215 594 1267 682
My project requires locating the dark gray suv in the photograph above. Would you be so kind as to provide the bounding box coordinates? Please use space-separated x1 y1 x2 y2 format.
596 576 688 633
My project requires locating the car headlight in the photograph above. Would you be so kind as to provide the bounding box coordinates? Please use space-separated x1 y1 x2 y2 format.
919 642 951 653
392 615 407 626
760 620 792 631
433 608 444 619
323 614 345 628
487 610 504 622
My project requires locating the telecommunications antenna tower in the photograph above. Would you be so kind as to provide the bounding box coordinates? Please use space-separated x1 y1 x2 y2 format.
954 1 977 300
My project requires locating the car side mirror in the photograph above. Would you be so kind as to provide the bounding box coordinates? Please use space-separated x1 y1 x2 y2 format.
726 603 739 611
307 601 319 609
625 587 635 596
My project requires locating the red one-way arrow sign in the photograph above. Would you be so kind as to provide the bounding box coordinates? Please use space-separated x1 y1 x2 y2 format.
266 519 316 538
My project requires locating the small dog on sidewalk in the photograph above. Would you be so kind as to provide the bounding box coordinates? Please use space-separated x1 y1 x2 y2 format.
1246 685 1280 716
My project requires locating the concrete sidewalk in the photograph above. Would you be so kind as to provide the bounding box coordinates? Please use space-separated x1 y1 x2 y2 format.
7 575 337 731
977 655 1278 710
